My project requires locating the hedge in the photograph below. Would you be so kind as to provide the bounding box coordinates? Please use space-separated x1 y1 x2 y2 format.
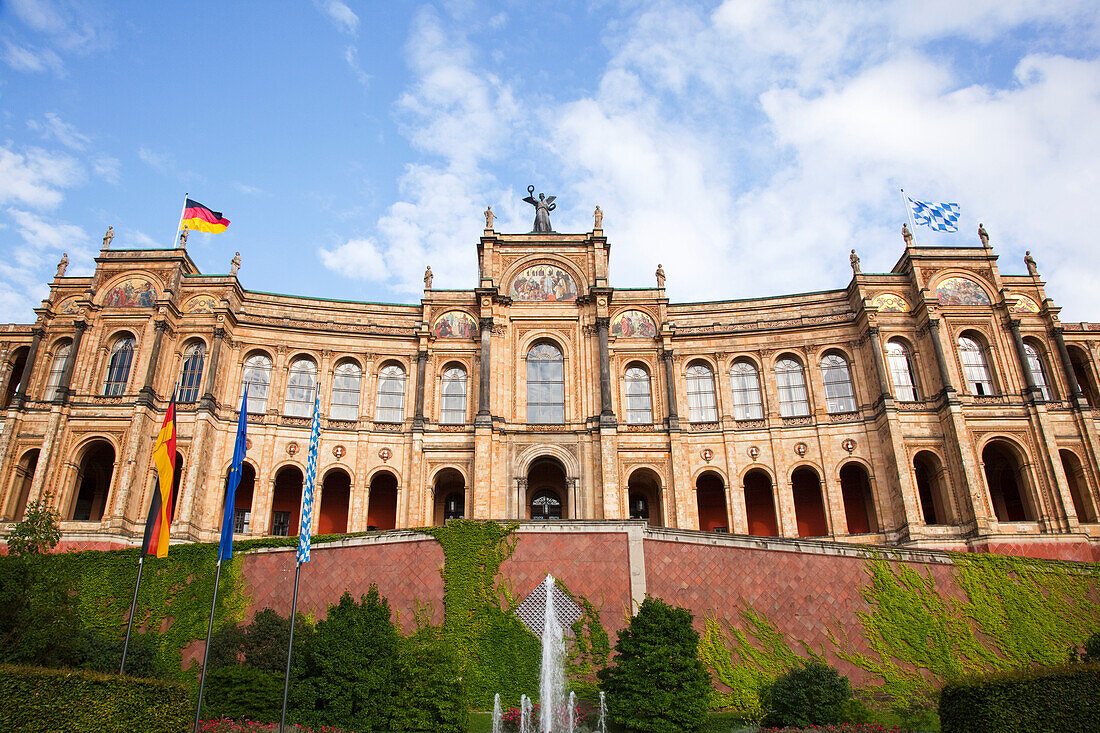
0 663 190 733
939 663 1100 733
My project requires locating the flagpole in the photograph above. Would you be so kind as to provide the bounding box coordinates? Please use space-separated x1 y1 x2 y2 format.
119 554 145 674
279 561 302 733
193 557 223 733
899 188 917 240
175 192 189 248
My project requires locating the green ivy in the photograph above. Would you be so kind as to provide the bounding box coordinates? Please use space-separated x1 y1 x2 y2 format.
555 578 611 703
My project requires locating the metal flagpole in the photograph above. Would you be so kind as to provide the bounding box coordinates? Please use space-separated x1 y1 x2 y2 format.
279 561 302 733
193 558 223 733
899 188 918 238
119 554 145 674
175 192 189 247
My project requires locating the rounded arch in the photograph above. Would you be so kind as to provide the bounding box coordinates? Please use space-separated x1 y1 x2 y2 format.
727 353 764 372
839 461 878 534
518 333 573 363
69 439 116 521
241 347 274 364
223 459 257 534
427 463 471 488
791 465 828 537
1067 344 1099 406
980 438 1037 522
514 443 581 480
318 466 351 534
367 469 399 530
331 354 363 372
6 448 40 521
432 467 467 525
682 355 719 375
695 469 728 532
626 466 663 527
527 455 569 520
1059 449 1096 523
912 449 952 525
377 356 412 372
270 464 304 536
771 351 806 369
932 273 994 305
98 272 161 307
320 463 357 485
742 467 778 537
502 257 587 301
1 345 30 408
820 345 856 363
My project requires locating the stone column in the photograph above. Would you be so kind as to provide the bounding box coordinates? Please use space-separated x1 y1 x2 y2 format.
866 326 892 402
476 317 492 426
925 318 957 396
1051 327 1084 404
12 328 44 409
57 320 87 405
1008 319 1040 401
413 349 428 429
137 320 168 406
597 317 616 426
200 327 226 411
661 349 679 430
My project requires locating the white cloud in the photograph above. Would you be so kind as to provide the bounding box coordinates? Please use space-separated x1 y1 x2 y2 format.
138 146 172 173
233 182 264 196
27 112 91 150
320 238 389 280
92 154 120 183
0 143 84 209
2 41 64 75
8 208 88 252
314 0 359 36
344 45 370 87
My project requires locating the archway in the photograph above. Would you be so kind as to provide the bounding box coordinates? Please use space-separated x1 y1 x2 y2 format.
527 457 568 519
270 465 303 536
913 451 951 525
432 468 466 525
319 468 351 534
1 346 28 409
792 466 828 537
696 472 728 532
743 469 778 536
225 463 256 534
367 471 398 530
170 453 184 522
627 468 662 527
71 441 115 521
1068 346 1098 406
982 441 1035 522
840 463 877 534
1060 450 1096 523
7 449 39 521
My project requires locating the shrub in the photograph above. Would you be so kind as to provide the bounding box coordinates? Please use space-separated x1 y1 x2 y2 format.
390 627 468 733
1084 632 1100 662
0 663 190 732
5 493 61 557
766 662 852 728
202 665 284 723
597 596 711 732
939 663 1100 733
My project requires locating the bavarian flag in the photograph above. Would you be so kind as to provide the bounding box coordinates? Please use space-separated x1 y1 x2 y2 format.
142 397 177 558
181 198 230 234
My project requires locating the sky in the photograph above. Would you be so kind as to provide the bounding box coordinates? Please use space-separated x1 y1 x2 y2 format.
1 0 1099 323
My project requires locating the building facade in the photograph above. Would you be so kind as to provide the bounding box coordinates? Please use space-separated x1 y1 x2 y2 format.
1 215 1099 560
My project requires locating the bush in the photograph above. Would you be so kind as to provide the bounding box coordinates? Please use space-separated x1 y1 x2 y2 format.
597 596 711 732
1084 632 1100 662
939 663 1100 733
766 662 852 728
5 493 61 557
202 665 284 723
390 627 468 733
0 663 190 732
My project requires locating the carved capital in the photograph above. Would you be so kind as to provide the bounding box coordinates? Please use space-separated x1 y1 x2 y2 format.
479 317 494 331
1008 318 1022 331
595 316 611 330
73 320 89 334
417 350 429 363
213 326 227 340
154 320 169 333
660 349 675 362
31 327 46 340
867 325 880 337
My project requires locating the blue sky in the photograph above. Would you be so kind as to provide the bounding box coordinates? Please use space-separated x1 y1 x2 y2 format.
1 0 1099 322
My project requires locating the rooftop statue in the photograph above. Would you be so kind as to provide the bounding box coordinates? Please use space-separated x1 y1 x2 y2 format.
523 185 556 232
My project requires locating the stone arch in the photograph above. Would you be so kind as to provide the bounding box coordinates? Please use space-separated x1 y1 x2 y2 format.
223 460 257 534
432 467 467 525
1067 345 1099 406
724 353 764 372
912 450 952 525
318 466 351 534
742 467 778 537
695 469 728 532
501 256 587 301
170 452 184 522
626 467 663 527
70 439 116 521
527 456 569 519
6 448 40 521
515 443 581 482
367 469 398 530
270 464 304 536
980 438 1037 522
1059 449 1096 523
1 346 29 408
839 461 878 534
791 465 828 537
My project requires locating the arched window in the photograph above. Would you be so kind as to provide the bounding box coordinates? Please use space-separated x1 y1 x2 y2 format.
958 335 994 396
440 365 468 424
330 361 361 420
241 353 272 413
623 365 652 424
43 340 72 401
526 343 564 424
729 360 764 420
685 362 718 422
103 335 135 396
1023 343 1052 401
284 357 317 416
820 353 857 413
178 341 206 402
886 340 918 402
775 358 810 417
530 490 562 520
374 364 406 423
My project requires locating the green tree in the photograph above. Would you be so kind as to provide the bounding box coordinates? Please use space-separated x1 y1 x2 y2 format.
203 664 284 723
597 597 711 733
766 661 852 728
290 586 401 731
391 626 468 733
6 492 61 557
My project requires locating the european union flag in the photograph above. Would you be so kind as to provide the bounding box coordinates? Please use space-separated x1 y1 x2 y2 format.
219 388 248 562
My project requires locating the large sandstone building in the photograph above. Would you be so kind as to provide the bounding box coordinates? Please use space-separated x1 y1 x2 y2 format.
1 212 1099 561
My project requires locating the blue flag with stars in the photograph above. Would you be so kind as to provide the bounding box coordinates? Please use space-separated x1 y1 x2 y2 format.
907 196 961 232
219 387 248 562
297 389 321 564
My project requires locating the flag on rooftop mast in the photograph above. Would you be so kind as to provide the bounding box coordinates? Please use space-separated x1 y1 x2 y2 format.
903 192 961 233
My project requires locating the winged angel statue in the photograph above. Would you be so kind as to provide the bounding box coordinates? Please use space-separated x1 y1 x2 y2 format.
523 185 556 232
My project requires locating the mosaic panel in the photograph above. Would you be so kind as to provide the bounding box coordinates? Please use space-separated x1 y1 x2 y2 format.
102 278 157 308
935 276 990 306
432 311 478 338
871 292 909 313
611 309 658 337
509 265 578 302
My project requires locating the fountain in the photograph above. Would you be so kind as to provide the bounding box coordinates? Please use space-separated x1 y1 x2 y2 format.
539 575 567 733
492 693 503 733
598 691 607 733
567 691 576 733
521 694 533 733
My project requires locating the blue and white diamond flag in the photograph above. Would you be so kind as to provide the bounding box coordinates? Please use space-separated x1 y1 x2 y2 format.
907 196 961 233
297 389 321 564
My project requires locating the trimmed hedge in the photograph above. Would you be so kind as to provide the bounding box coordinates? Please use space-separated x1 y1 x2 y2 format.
0 663 190 732
939 663 1100 733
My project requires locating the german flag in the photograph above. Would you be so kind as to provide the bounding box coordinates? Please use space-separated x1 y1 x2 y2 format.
181 198 230 234
142 398 176 558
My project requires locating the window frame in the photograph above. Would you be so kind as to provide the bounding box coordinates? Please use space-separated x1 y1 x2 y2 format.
775 357 811 417
241 352 273 413
685 362 719 422
329 360 362 421
43 340 72 401
623 364 653 424
958 334 995 396
439 364 468 425
885 339 918 402
1023 342 1053 401
374 363 407 423
526 342 565 424
103 335 136 396
729 360 764 420
178 341 206 402
820 353 857 414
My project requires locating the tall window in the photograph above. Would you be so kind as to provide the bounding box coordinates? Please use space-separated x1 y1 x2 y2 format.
729 360 764 420
241 353 272 413
775 358 810 417
958 335 994 396
103 335 135 396
440 365 468 424
886 340 918 402
1023 343 1052 401
43 341 72 401
374 364 406 423
330 361 361 420
623 365 653 424
527 343 565 424
284 357 317 416
820 353 857 413
178 342 206 401
685 362 718 422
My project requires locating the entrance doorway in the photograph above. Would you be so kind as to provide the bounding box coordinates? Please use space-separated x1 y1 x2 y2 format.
527 457 568 519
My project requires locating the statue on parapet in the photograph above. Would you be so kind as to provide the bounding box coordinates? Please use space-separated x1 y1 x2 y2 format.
593 205 603 229
178 227 188 247
102 225 114 249
424 265 433 289
902 222 912 246
484 205 495 230
978 223 989 247
850 249 861 274
56 253 68 278
1024 251 1038 277
655 263 666 288
523 185 556 232
231 251 241 276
